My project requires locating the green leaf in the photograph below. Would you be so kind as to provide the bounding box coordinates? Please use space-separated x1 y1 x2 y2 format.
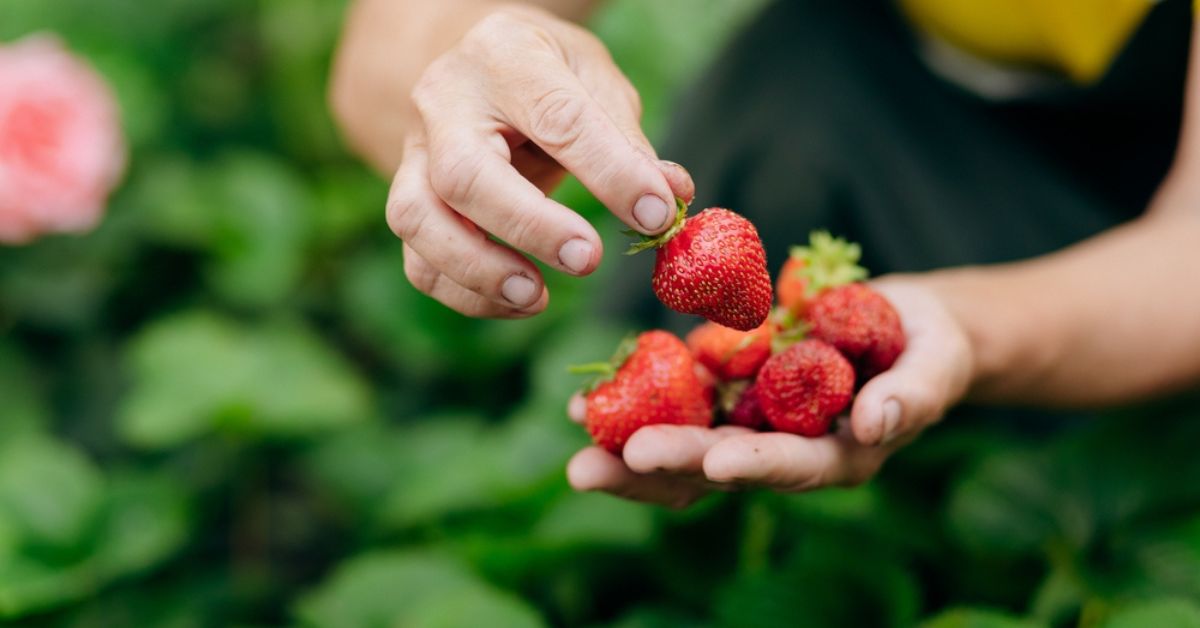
919 608 1045 628
0 470 190 619
603 607 711 628
715 531 920 628
1101 598 1200 628
946 449 1077 556
0 433 104 553
91 472 190 577
203 151 316 308
294 551 545 628
532 492 654 548
117 311 371 448
0 342 48 437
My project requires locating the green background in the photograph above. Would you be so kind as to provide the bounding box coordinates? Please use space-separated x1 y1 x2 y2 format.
2 0 1200 626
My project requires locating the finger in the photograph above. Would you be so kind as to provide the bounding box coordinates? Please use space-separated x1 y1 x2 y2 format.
388 140 551 310
402 244 548 318
578 70 696 206
703 431 886 492
567 392 586 424
492 55 677 235
623 424 753 475
420 122 604 277
657 161 696 205
566 447 713 509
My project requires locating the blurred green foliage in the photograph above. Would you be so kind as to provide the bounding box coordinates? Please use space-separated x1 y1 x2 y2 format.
2 0 1199 626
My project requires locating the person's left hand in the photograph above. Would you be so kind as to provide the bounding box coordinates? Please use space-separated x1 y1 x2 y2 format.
564 277 975 507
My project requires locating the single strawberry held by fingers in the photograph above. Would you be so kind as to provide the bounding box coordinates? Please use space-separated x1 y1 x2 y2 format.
806 283 905 383
685 320 774 381
628 200 772 331
756 339 855 437
573 330 714 454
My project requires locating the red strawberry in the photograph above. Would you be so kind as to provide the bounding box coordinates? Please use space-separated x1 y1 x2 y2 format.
574 330 714 454
778 231 867 315
629 201 771 331
685 320 774 381
806 283 905 383
756 339 854 437
725 381 767 430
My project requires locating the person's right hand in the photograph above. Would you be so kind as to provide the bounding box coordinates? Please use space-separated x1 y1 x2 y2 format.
387 4 693 318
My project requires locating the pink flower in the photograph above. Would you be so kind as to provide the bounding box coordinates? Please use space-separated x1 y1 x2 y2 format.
0 35 127 244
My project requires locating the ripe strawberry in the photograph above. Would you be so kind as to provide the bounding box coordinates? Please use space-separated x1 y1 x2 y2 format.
725 381 766 430
628 201 771 331
778 231 867 315
806 283 905 383
574 330 714 454
685 320 774 381
756 339 854 437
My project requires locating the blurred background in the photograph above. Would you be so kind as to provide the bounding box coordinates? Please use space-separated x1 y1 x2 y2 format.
3 0 1200 626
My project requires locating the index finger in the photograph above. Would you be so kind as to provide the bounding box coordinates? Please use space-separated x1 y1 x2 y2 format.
492 54 678 235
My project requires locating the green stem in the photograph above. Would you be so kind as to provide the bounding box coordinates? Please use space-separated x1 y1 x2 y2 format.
625 197 690 255
567 362 616 376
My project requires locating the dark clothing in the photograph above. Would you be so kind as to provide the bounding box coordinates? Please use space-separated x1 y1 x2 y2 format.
609 0 1190 330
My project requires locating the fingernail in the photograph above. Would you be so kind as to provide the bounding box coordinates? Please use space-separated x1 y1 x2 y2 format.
880 399 903 444
660 159 684 171
501 274 538 307
633 194 670 232
558 238 593 274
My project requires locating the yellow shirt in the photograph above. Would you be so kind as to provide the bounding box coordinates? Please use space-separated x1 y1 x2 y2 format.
898 0 1162 83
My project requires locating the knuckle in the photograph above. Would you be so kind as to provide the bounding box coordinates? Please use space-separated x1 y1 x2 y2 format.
451 253 489 294
385 192 425 242
503 206 546 249
410 63 448 116
403 253 439 294
429 149 485 204
528 89 587 150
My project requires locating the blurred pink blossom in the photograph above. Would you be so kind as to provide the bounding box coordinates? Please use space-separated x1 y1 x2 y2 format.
0 34 127 244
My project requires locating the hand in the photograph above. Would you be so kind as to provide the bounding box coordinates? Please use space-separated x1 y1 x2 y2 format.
383 5 693 318
564 278 975 507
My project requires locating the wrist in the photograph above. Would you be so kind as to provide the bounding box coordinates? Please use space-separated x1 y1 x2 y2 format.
916 266 1063 404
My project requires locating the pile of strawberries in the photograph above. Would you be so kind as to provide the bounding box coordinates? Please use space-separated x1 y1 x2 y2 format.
575 202 906 454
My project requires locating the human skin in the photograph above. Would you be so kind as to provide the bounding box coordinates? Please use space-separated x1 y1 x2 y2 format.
331 3 1200 507
330 0 690 318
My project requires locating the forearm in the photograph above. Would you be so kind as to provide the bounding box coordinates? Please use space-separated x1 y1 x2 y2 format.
329 0 602 173
924 191 1200 406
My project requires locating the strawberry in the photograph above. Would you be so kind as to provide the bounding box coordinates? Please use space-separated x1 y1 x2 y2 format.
685 320 774 381
776 256 810 316
778 231 867 315
725 381 767 430
806 283 905 383
756 339 854 437
628 200 771 331
573 330 714 454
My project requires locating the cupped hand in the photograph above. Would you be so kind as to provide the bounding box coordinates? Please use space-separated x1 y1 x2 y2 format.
386 5 693 318
565 278 975 507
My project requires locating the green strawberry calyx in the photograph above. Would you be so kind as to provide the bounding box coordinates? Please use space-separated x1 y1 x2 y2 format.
769 307 809 354
789 230 868 296
624 197 689 255
567 334 640 392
